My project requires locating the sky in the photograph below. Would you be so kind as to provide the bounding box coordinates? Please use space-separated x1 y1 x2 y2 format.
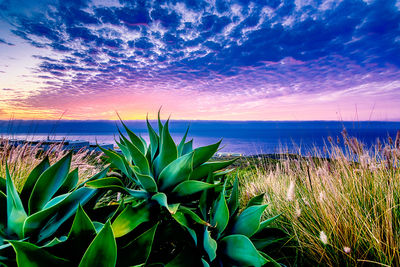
0 0 399 121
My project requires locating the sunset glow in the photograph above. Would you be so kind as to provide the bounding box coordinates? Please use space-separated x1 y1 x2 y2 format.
0 0 399 120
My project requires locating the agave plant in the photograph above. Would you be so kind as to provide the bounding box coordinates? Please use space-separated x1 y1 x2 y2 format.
90 112 235 215
7 205 118 267
0 153 108 265
197 175 284 266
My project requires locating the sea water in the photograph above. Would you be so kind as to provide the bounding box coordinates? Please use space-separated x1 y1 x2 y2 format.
1 120 399 155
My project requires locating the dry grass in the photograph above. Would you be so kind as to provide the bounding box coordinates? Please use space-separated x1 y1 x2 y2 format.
0 138 105 191
238 131 400 266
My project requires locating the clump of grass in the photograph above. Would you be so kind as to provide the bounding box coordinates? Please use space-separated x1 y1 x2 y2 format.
0 138 105 190
237 131 400 266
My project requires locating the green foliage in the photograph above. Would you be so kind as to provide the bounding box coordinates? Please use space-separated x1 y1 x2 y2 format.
0 112 284 266
0 153 108 265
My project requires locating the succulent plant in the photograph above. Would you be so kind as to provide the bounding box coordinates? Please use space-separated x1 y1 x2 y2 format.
0 153 108 266
91 112 235 216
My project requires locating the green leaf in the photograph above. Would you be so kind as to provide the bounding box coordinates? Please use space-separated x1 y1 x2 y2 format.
56 168 79 195
177 125 190 156
99 147 131 178
6 164 27 238
120 133 150 175
171 212 197 245
86 178 148 199
112 202 150 238
192 141 221 168
78 221 117 267
158 152 194 191
68 205 96 240
228 175 239 216
199 172 216 220
219 235 268 267
23 187 96 242
117 140 132 163
119 223 158 266
132 167 157 192
157 108 163 137
246 193 265 208
154 120 178 177
120 120 146 155
178 206 210 226
203 227 217 261
190 159 236 180
258 214 280 232
151 193 179 214
231 205 268 237
28 152 72 214
146 117 159 161
20 157 50 206
211 191 229 235
182 140 193 155
172 181 217 197
10 241 70 267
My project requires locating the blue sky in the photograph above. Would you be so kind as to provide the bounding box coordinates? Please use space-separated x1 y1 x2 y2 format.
0 0 399 120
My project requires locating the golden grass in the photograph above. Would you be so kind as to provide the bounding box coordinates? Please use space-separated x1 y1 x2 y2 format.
0 138 105 191
239 131 400 266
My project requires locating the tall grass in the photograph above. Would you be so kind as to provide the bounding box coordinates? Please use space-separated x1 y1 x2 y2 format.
238 131 400 266
0 138 105 190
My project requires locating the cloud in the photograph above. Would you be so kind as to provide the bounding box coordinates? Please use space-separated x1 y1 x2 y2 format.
0 38 14 46
0 0 399 111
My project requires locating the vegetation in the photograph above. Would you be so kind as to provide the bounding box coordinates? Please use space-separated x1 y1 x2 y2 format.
237 131 400 266
0 113 282 266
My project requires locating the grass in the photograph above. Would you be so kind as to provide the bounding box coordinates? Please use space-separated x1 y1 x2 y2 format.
0 138 105 191
235 131 400 266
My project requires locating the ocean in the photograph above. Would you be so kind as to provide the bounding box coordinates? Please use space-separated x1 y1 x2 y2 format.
1 120 399 155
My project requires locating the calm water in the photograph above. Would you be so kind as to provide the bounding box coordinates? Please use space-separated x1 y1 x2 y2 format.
1 120 399 155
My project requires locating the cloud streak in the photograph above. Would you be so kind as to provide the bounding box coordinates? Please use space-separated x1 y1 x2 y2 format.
0 0 399 120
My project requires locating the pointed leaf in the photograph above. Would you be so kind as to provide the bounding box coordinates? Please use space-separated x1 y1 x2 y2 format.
211 191 229 234
190 159 236 180
28 153 72 214
85 178 148 199
158 152 194 191
68 205 96 240
228 176 239 216
177 126 190 156
219 235 268 267
246 193 265 208
56 168 79 195
20 157 50 206
112 202 150 238
119 223 158 266
78 221 117 267
146 117 159 161
178 206 210 226
203 227 217 261
120 133 150 175
157 108 163 136
154 120 178 177
151 193 179 214
182 140 193 155
99 147 131 178
171 212 197 244
9 241 69 267
120 120 146 155
6 164 27 238
172 181 217 197
132 167 157 192
23 187 96 242
231 205 268 237
192 141 221 168
258 214 280 231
